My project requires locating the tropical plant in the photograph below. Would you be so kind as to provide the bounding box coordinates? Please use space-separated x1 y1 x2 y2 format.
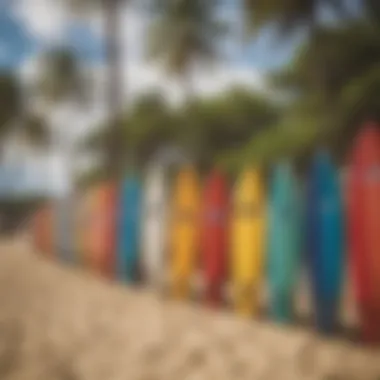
82 87 281 179
147 0 228 163
35 47 90 190
0 71 50 154
225 19 380 171
175 87 281 170
82 92 177 172
243 0 379 36
68 0 127 178
38 47 88 105
274 20 380 144
0 71 21 138
148 0 227 96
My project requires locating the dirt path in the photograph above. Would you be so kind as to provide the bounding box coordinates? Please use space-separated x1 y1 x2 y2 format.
0 237 379 380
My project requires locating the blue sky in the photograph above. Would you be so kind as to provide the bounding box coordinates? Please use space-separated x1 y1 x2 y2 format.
0 4 35 68
0 1 104 69
0 0 299 73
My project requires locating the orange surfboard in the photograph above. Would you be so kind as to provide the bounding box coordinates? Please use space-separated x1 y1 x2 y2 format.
79 188 98 267
170 166 201 299
82 182 117 278
33 203 55 257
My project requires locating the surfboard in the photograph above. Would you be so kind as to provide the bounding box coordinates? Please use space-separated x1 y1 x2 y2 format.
83 183 117 278
306 151 344 334
141 164 168 289
267 162 302 323
231 168 266 317
100 182 117 278
33 207 44 254
77 188 96 267
200 169 229 307
79 187 98 268
117 175 142 283
170 166 200 300
73 192 85 265
347 123 380 342
34 204 54 257
55 195 76 264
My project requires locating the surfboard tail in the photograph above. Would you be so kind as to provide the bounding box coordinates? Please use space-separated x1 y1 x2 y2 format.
360 304 380 343
205 282 223 307
234 283 259 317
271 294 294 323
117 264 138 283
171 279 191 300
315 297 339 334
236 299 257 317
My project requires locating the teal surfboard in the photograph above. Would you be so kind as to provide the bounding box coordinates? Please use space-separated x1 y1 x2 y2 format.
117 175 142 283
306 150 344 333
267 162 302 322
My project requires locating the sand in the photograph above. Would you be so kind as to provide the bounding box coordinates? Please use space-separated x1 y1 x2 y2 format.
0 236 379 380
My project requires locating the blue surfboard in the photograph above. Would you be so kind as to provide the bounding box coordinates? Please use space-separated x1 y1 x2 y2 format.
267 161 302 322
117 176 142 283
306 151 344 333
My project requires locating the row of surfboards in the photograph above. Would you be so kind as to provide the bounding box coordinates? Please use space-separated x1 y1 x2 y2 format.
33 123 380 343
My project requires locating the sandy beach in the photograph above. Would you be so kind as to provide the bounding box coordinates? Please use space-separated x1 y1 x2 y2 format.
0 236 379 380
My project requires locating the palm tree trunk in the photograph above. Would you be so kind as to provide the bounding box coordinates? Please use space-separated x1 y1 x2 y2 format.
103 0 124 180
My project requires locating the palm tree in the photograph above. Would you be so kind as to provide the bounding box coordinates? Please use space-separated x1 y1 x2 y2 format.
38 48 88 105
35 47 89 192
270 20 380 156
68 0 126 178
0 72 22 139
81 91 176 179
147 0 227 160
148 0 227 96
243 0 379 36
0 71 50 160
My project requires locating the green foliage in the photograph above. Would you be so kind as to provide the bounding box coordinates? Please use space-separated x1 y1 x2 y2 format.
243 0 377 36
257 19 380 165
65 0 380 184
175 88 281 170
21 114 51 148
0 72 21 137
0 71 50 149
82 88 281 176
147 0 228 79
38 48 88 104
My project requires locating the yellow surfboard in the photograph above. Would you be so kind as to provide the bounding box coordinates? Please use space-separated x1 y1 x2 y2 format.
170 166 201 300
231 167 267 317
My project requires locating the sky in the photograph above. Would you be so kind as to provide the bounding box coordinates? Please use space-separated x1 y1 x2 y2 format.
0 0 301 196
1 0 299 86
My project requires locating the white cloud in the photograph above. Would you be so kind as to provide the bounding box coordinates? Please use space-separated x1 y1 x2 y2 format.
12 0 69 44
18 54 41 85
74 2 149 64
14 0 265 102
89 61 265 108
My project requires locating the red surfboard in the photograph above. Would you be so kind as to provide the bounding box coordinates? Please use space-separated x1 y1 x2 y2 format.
200 170 229 306
347 122 380 342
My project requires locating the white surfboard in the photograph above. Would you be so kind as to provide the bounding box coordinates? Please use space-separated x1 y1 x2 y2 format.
141 164 169 289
